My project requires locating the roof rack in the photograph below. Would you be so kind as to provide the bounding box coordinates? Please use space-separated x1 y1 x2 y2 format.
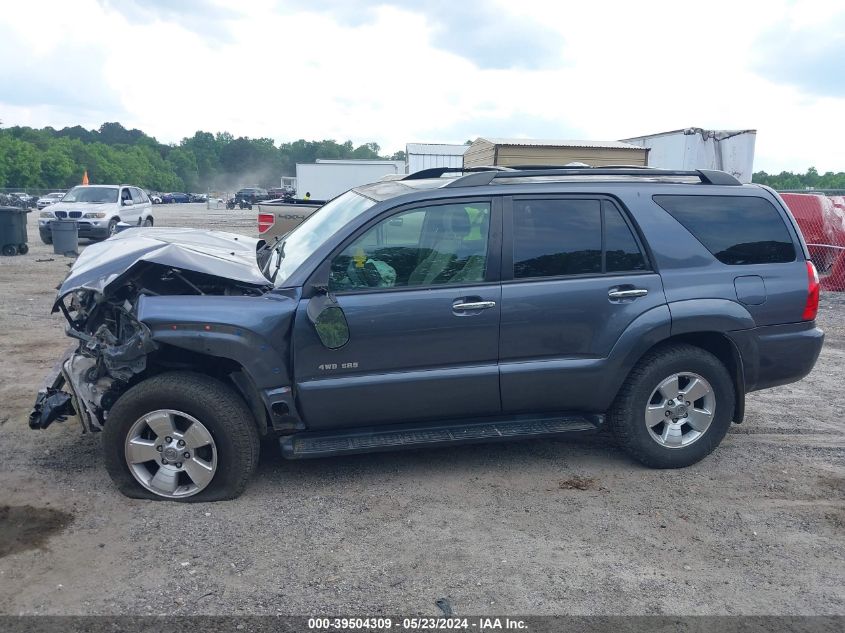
443 167 742 187
402 166 510 181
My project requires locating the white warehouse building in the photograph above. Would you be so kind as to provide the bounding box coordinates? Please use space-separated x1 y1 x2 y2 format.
406 143 468 174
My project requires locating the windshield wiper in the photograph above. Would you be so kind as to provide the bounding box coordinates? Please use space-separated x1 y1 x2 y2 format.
270 239 287 282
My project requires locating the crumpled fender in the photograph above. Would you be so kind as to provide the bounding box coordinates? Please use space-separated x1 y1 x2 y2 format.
136 290 300 389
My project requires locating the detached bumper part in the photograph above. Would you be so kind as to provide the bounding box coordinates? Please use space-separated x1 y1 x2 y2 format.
29 388 75 429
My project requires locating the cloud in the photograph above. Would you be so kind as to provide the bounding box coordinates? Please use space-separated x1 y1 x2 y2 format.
2 0 845 173
96 0 244 39
0 13 124 116
752 12 845 97
280 0 565 69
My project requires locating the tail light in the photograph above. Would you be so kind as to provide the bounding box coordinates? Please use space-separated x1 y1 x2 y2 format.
258 213 275 234
802 260 820 321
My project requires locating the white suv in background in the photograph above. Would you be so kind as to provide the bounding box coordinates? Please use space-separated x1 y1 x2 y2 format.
39 185 155 244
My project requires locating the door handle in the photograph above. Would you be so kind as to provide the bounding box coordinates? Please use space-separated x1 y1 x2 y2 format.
608 288 648 299
453 300 496 310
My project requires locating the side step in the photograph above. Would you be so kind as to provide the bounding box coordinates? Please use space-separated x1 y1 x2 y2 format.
280 414 602 459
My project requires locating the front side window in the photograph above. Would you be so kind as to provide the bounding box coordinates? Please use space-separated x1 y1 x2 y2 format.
653 195 796 265
329 202 491 291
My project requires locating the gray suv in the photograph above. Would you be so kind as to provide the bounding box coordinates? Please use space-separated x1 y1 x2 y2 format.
29 167 824 501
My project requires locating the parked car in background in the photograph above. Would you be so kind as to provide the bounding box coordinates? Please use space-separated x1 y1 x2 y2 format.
28 167 823 501
234 187 269 204
162 192 191 204
36 192 66 209
257 198 323 240
10 192 35 208
267 187 295 201
189 193 208 203
38 184 154 244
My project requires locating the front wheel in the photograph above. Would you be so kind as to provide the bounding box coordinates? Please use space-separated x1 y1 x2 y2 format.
143 216 154 227
609 344 735 468
103 372 260 501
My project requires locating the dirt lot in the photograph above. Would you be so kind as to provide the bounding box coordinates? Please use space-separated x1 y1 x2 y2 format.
0 204 842 615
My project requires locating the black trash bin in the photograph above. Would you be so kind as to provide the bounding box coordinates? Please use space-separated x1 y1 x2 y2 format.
0 206 29 256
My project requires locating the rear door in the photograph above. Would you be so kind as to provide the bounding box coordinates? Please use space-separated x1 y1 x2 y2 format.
130 188 150 223
120 187 141 224
499 196 667 413
293 197 503 430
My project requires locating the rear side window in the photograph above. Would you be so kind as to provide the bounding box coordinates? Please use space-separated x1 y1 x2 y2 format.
513 199 602 277
653 195 796 265
604 202 647 272
512 199 648 278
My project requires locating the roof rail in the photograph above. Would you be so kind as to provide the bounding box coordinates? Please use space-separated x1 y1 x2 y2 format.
443 167 742 188
402 166 510 181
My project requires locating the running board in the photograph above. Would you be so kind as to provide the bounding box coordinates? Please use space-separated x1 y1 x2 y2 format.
280 414 602 459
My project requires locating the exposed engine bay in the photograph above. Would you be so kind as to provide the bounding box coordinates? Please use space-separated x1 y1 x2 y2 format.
29 228 273 432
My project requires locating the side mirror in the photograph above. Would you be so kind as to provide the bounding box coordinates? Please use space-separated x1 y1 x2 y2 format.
122 199 134 207
306 291 349 349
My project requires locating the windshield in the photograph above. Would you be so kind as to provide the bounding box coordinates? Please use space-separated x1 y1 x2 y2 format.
271 191 375 286
62 186 118 204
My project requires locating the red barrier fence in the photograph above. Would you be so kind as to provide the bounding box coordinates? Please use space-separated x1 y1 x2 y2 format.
781 193 845 292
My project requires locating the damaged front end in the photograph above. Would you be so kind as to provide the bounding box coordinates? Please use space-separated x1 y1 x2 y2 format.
29 228 273 432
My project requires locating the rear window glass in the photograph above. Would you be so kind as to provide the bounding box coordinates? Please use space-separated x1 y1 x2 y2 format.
653 195 795 265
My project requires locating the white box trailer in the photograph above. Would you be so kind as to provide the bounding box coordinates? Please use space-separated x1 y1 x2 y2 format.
406 143 468 174
295 160 405 201
620 128 757 183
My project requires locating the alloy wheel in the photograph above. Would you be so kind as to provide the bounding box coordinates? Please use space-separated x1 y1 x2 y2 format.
124 409 217 498
644 372 715 448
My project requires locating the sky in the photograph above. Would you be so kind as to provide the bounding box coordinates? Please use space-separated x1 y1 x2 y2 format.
1 0 843 173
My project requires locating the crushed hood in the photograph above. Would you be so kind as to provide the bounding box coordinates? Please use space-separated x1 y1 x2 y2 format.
56 227 270 299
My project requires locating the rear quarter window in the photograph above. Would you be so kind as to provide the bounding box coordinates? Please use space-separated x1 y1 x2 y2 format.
653 195 796 265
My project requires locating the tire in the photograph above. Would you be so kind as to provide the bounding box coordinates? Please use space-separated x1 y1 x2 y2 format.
143 216 154 227
106 218 119 237
41 233 52 245
1 244 17 256
103 372 260 502
18 243 29 255
608 343 734 469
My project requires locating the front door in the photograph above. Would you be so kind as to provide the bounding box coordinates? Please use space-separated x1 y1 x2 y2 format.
499 196 667 413
293 198 503 430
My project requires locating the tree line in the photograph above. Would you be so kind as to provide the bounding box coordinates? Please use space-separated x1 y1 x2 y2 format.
0 122 405 192
752 167 845 190
2 122 842 192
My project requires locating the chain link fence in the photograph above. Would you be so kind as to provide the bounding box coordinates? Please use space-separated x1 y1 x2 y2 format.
780 191 845 292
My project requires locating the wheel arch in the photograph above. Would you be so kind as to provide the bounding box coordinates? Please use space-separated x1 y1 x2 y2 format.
137 344 272 436
623 331 745 424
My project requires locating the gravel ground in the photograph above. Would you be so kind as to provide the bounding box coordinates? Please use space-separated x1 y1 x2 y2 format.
0 204 842 616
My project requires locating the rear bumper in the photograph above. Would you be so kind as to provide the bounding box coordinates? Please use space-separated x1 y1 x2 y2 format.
729 321 824 392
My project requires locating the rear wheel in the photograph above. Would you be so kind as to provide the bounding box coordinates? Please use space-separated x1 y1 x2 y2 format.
609 344 734 468
1 244 17 256
103 372 260 501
